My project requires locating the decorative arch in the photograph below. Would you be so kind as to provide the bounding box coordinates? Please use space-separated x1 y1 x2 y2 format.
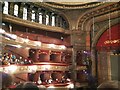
59 12 71 30
77 2 119 31
92 19 120 49
36 3 70 30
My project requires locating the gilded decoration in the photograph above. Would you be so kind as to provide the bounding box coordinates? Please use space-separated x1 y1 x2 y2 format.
42 2 104 9
77 2 119 30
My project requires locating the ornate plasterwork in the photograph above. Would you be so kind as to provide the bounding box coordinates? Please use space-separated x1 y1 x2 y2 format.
42 2 104 9
0 64 70 74
77 2 119 31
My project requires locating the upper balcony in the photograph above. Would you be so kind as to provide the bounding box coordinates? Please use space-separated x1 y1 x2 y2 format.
2 2 70 34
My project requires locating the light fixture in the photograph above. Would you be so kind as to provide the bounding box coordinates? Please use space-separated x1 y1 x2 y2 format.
2 23 5 25
92 16 95 40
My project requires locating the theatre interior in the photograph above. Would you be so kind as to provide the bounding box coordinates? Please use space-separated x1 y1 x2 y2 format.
0 1 120 90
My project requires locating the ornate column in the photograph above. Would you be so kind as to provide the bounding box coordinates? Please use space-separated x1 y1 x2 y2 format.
18 2 24 18
35 8 39 23
59 16 63 28
48 12 52 26
42 10 46 25
71 46 77 89
62 19 66 29
91 47 98 84
70 28 77 88
27 5 33 21
86 31 91 50
55 14 59 27
2 2 5 13
8 2 14 15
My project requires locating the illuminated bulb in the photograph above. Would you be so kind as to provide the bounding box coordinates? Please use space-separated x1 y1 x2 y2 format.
2 23 5 25
66 78 71 81
48 79 52 84
20 57 22 59
83 70 85 72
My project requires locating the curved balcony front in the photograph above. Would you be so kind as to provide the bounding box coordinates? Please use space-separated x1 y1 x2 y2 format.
0 62 70 74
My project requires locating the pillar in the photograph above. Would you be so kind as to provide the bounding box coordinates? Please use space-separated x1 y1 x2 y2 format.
55 14 59 27
8 2 14 15
35 8 39 23
71 47 77 89
59 16 63 28
48 12 52 26
18 2 24 18
86 31 91 50
42 10 46 25
91 47 98 84
27 5 33 21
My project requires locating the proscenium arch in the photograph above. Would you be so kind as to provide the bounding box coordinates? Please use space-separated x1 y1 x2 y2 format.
92 19 120 48
82 10 120 50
